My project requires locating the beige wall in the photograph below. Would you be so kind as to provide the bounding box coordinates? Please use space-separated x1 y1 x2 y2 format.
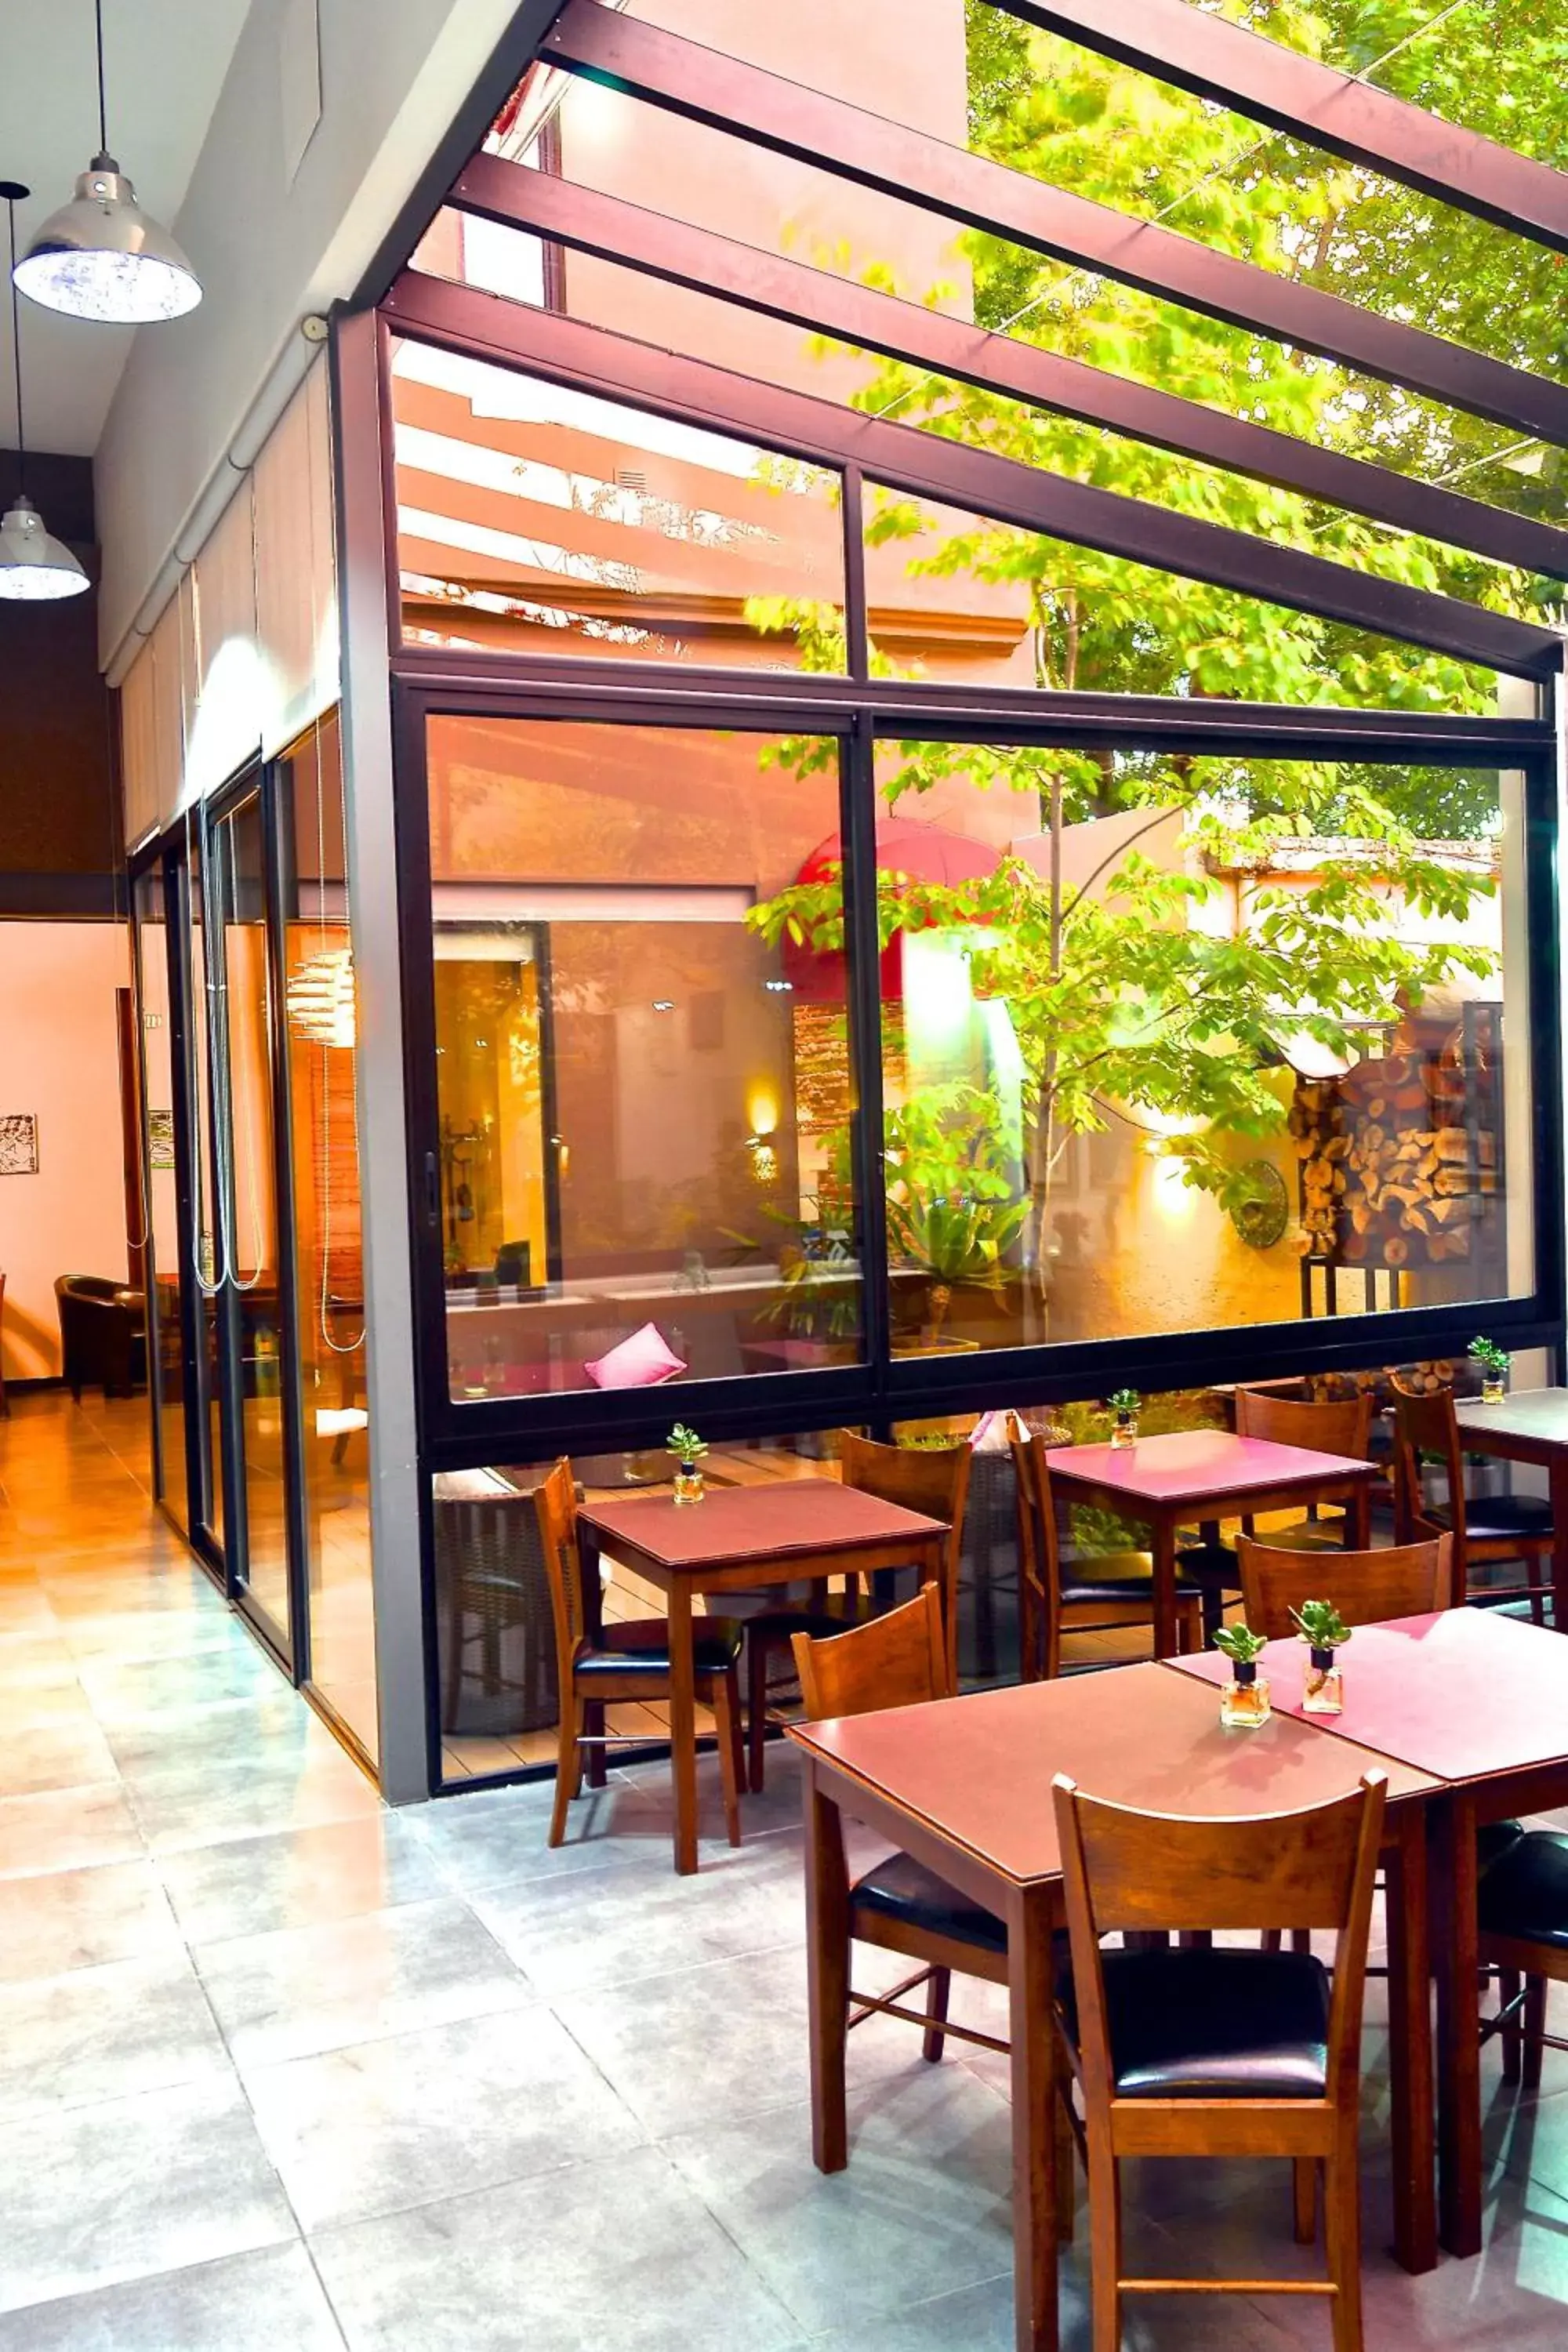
0 924 132 1382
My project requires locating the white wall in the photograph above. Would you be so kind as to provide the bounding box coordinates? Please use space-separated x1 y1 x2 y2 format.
0 924 132 1382
95 0 533 670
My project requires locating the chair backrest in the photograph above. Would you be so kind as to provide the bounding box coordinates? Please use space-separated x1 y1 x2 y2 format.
528 1457 587 1683
791 1581 951 1719
1235 1386 1374 1460
1389 1388 1465 1545
1010 1425 1062 1619
1053 1771 1387 2114
1236 1532 1451 1639
837 1431 970 1574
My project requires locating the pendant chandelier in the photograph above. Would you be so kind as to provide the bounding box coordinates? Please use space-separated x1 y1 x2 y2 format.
14 2 201 325
287 946 358 1050
0 183 89 603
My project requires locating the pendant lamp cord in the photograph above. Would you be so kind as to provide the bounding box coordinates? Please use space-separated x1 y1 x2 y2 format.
4 198 24 495
93 0 110 163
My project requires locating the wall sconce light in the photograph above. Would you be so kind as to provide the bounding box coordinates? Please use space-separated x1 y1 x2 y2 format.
746 1136 778 1185
651 998 675 1013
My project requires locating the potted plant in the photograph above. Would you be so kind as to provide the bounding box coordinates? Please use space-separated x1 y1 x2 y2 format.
1214 1621 1272 1727
666 1424 708 1505
1291 1598 1352 1715
1107 1388 1141 1450
1468 1337 1510 1406
882 1087 1027 1353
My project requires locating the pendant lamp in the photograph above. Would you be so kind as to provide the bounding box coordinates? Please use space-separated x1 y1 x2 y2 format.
0 183 89 603
13 2 201 325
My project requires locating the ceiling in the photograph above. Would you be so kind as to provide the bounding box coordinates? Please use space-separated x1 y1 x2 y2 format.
0 0 254 464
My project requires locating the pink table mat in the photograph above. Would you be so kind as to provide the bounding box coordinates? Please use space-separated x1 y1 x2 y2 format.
579 1478 946 1570
1045 1427 1375 1504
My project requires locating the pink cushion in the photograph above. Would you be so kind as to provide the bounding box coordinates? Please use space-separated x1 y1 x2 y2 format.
584 1321 687 1390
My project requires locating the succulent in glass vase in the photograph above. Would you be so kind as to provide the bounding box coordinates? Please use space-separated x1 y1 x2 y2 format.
1468 1338 1510 1406
666 1424 709 1504
1214 1620 1272 1726
1291 1598 1352 1715
1107 1388 1141 1450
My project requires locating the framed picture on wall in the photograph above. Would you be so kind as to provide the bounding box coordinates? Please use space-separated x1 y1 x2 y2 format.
148 1110 175 1171
0 1115 38 1176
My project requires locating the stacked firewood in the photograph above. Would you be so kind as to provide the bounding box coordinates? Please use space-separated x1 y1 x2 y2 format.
1288 1029 1493 1268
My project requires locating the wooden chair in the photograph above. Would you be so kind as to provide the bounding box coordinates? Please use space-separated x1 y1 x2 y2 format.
1236 1531 1450 1639
1011 1428 1203 1679
1177 1390 1377 1636
1390 1388 1553 1619
1053 1769 1388 2352
792 1582 1007 2065
744 1433 970 1793
434 1472 557 1737
1476 1824 1568 2093
532 1457 746 1852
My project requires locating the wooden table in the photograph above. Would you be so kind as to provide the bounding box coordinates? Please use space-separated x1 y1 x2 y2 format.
1044 1429 1381 1657
790 1664 1439 2350
1454 1387 1568 1626
577 1480 949 1875
1170 1606 1568 2259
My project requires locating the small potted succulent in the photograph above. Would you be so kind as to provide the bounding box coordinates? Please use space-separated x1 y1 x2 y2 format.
1214 1620 1272 1727
1468 1337 1510 1406
1291 1598 1352 1716
666 1424 709 1504
1107 1388 1141 1450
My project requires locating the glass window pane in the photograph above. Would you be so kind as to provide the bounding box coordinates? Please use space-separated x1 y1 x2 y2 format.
754 735 1534 1354
132 869 187 1534
426 716 862 1401
281 714 378 1759
390 339 846 670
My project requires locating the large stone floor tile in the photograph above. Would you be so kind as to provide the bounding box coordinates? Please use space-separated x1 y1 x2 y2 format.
308 2143 798 2352
107 1689 333 1778
470 1833 804 1997
0 2075 296 2314
401 1774 735 1895
0 1716 119 1797
196 1894 534 2069
0 1857 180 1981
246 2005 641 2231
0 1782 143 1880
59 1605 250 1665
158 1813 441 1944
124 1745 382 1856
0 1950 231 2119
0 2242 347 2351
662 2066 1014 2336
74 1644 281 1724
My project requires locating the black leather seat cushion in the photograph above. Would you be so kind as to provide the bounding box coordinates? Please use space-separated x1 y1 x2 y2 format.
853 1850 1007 1957
1175 1541 1240 1585
1424 1496 1554 1541
575 1616 744 1677
1477 1828 1568 1952
1062 1550 1203 1605
1061 1948 1330 2099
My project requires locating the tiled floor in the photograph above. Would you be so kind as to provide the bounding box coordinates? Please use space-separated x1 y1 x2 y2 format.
5 1389 1568 2347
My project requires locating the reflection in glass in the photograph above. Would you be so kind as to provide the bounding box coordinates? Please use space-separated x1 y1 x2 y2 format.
426 716 860 1403
752 739 1534 1353
390 339 846 670
185 837 226 1551
281 714 379 1759
214 793 292 1650
132 867 187 1535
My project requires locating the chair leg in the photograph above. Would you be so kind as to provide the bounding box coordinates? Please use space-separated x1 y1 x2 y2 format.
920 1965 951 2064
712 1669 743 1849
1087 2141 1122 2352
1524 1973 1548 2091
747 1631 771 1795
1294 2156 1318 2245
1500 1966 1523 2085
549 1691 585 1848
1324 2131 1364 2352
1290 1928 1313 1956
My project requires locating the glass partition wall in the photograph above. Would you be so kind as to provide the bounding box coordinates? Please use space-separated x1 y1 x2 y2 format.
128 722 378 1769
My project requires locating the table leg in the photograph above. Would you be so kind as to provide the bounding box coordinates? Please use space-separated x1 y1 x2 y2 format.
1548 1455 1568 1632
1384 1813 1436 2273
1151 1517 1178 1660
1434 1790 1483 2258
938 1537 960 1690
666 1577 699 1876
1008 1884 1060 2352
1347 1482 1372 1549
803 1762 850 2175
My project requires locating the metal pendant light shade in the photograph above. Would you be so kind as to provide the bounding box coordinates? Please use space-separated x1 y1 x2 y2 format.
0 182 88 604
15 158 200 324
13 2 201 327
